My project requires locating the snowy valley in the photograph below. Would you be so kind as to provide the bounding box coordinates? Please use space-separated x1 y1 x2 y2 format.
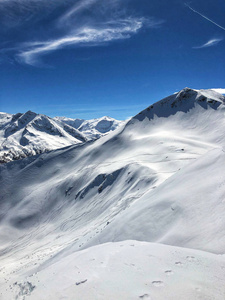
0 88 225 299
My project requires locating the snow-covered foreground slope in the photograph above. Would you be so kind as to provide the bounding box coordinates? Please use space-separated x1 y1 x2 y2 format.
0 112 122 163
1 241 225 300
0 88 225 299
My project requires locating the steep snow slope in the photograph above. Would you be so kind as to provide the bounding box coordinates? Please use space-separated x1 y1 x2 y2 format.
54 115 124 139
0 111 87 163
0 88 225 299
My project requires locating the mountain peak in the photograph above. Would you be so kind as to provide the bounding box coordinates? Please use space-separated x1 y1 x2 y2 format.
176 87 197 98
133 88 225 123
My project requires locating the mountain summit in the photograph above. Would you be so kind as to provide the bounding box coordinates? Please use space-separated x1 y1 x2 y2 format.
135 87 224 121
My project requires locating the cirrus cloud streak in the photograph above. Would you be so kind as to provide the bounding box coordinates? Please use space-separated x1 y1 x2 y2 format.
0 0 164 66
193 38 223 49
18 17 163 66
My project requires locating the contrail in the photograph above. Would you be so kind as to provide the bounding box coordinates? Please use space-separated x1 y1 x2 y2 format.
185 3 225 31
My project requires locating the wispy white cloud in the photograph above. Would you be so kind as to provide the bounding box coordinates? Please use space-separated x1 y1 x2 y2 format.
211 88 225 94
193 38 223 49
0 0 164 66
185 3 225 31
18 17 163 66
18 19 143 65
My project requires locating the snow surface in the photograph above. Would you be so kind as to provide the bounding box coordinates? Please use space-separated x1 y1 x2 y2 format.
0 112 122 163
0 88 225 299
1 241 225 300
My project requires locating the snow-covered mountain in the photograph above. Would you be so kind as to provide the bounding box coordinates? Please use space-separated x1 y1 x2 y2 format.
0 112 122 163
54 115 124 139
0 88 225 299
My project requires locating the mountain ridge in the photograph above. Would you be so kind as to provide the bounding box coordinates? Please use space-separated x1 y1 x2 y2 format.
0 111 123 163
133 87 225 121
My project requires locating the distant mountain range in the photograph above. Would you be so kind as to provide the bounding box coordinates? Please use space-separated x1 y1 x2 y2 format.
1 88 225 299
0 112 123 163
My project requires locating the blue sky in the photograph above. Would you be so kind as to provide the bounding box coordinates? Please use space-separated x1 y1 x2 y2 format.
0 0 225 120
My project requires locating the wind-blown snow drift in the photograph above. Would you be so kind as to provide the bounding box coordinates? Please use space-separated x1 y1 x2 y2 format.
0 88 225 299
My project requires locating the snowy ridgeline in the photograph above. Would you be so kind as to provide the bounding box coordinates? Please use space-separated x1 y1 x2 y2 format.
0 88 225 299
0 112 123 163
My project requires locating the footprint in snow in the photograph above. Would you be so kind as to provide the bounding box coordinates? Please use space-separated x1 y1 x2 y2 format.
165 270 174 275
139 294 151 299
76 279 87 286
175 261 183 267
152 281 164 287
